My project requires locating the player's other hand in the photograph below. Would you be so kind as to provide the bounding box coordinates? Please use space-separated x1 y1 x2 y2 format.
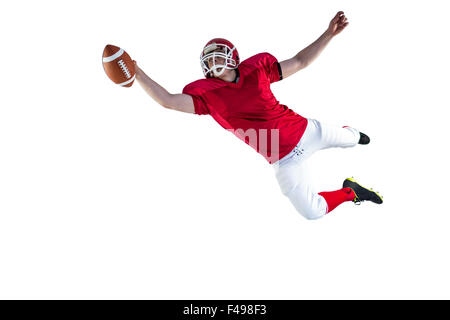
327 11 349 36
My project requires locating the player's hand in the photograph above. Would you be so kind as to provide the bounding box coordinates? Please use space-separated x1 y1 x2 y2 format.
327 11 349 36
133 60 139 71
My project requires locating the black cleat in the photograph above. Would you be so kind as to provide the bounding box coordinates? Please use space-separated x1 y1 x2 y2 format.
359 132 370 145
343 177 383 204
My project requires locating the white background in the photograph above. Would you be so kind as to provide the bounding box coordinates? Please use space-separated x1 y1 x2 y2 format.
1 0 449 299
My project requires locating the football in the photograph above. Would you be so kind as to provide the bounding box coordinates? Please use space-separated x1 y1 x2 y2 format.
102 44 135 87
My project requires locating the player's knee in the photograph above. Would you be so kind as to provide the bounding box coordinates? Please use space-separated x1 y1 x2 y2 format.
292 203 325 220
300 207 325 220
285 187 327 220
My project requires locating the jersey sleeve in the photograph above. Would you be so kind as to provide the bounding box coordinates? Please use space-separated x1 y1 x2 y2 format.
182 82 210 115
258 52 283 83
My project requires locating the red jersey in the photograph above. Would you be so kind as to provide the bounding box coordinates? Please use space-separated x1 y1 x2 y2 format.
182 52 307 164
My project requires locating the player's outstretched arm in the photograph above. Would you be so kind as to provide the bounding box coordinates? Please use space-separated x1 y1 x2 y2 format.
279 11 349 79
134 62 195 114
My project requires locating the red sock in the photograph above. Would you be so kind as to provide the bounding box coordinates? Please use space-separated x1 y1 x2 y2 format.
319 187 356 214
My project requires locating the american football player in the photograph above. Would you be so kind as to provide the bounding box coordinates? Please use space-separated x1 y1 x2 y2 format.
134 11 383 220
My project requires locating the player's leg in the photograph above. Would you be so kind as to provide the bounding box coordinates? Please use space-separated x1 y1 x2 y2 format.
308 120 383 209
307 119 366 151
273 119 362 219
274 160 325 219
315 177 383 213
307 119 381 210
273 119 380 219
274 159 356 219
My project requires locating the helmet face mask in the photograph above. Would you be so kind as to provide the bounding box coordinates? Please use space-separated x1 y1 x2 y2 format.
200 39 240 78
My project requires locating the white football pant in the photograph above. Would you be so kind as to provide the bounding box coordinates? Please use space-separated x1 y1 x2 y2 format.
272 119 360 220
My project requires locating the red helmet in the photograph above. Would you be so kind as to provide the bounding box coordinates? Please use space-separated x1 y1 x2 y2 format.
200 38 240 78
